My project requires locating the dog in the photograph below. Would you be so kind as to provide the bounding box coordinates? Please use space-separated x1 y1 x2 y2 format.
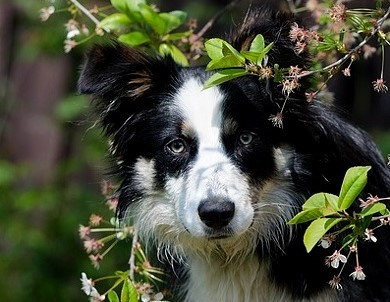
78 6 390 302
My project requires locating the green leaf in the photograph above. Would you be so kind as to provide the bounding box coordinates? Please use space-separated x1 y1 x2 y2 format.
324 193 339 211
159 10 187 33
125 0 146 12
205 39 245 71
304 218 343 252
203 69 247 89
338 166 371 210
163 30 192 41
273 64 285 83
205 38 225 60
302 193 339 210
240 51 260 62
159 43 189 66
347 14 369 31
288 208 326 224
206 54 245 70
168 10 187 23
241 41 273 66
205 39 245 63
318 35 339 51
115 270 129 277
108 290 120 302
289 193 339 225
99 13 132 32
118 31 151 46
111 0 145 22
139 3 167 35
381 207 390 216
249 34 265 52
120 279 138 302
261 42 274 62
360 202 387 217
222 42 245 62
111 0 129 13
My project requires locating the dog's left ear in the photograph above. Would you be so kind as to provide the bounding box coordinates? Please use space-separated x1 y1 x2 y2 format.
231 5 306 69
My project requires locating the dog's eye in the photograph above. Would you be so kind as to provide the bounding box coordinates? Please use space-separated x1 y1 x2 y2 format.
167 139 187 154
239 132 254 145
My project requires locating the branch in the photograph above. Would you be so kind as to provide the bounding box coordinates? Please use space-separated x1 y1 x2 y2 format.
128 227 138 281
296 6 390 79
192 0 244 42
69 0 100 26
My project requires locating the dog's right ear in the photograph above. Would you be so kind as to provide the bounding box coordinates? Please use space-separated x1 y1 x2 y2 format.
78 43 179 136
78 42 178 98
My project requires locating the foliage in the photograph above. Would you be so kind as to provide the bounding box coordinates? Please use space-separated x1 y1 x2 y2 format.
289 166 390 288
99 0 191 66
203 35 273 88
201 1 390 130
79 181 168 301
41 0 199 65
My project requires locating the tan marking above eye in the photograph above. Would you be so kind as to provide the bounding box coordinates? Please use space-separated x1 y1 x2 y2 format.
180 121 196 140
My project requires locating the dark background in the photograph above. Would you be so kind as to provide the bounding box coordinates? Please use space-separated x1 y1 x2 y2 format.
0 0 389 301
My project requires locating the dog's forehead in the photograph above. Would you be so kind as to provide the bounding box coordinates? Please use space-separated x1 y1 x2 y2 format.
173 77 224 141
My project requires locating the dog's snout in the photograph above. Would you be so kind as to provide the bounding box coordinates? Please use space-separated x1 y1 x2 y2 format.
198 198 235 229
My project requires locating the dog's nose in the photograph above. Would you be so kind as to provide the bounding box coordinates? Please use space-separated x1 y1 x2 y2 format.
198 198 235 228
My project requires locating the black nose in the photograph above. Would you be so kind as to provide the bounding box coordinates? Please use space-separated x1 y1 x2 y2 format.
198 198 235 229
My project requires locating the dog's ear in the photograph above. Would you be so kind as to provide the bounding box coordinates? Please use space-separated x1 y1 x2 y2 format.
78 42 179 136
231 5 305 69
78 42 178 98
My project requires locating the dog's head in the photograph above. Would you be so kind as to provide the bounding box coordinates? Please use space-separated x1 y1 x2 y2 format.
78 9 308 260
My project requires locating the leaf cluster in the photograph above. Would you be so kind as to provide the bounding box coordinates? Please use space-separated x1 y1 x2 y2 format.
99 0 191 66
288 166 390 252
203 35 273 88
106 271 166 302
317 7 383 53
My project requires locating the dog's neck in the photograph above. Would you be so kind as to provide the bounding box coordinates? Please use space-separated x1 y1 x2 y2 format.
183 252 336 302
183 253 282 302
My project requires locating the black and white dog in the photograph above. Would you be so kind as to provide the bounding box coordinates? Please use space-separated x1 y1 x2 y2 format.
78 7 390 302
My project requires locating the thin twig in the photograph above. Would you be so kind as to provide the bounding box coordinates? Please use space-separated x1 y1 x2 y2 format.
380 43 385 79
192 0 245 42
69 0 100 26
296 6 390 79
128 227 138 281
372 214 390 221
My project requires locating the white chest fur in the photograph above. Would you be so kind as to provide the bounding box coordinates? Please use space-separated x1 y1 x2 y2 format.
184 254 336 302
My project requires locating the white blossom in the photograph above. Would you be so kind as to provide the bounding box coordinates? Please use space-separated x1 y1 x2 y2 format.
80 273 105 301
364 228 377 242
349 266 366 281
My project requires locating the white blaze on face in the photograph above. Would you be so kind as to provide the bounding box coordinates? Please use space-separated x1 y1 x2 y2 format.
169 78 254 237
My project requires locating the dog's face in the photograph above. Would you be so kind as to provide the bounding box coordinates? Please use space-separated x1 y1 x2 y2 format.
134 76 278 241
78 44 298 258
141 77 294 258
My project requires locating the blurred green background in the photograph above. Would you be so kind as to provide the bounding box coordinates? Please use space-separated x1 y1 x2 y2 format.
0 0 389 301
